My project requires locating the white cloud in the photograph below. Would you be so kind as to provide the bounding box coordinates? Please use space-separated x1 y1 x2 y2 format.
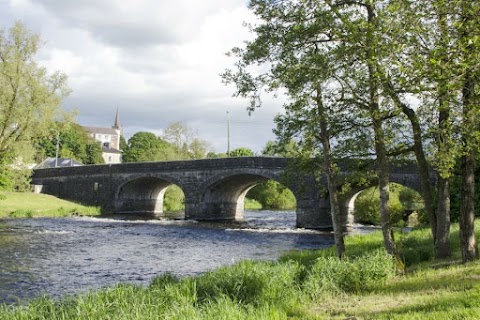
1 0 283 153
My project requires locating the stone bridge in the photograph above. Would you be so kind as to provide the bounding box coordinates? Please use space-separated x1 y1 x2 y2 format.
31 157 424 229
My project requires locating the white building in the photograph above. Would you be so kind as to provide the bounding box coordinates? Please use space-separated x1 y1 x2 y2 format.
83 110 123 164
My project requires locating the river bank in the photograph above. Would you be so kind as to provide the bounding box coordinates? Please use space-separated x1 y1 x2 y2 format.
0 220 478 319
0 191 101 218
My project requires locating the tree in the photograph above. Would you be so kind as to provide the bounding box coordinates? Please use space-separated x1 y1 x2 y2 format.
248 179 296 210
162 121 210 160
223 0 348 258
229 147 254 157
262 140 299 157
207 151 228 158
400 0 479 261
189 138 210 160
457 0 480 262
0 22 70 166
119 135 128 151
225 0 480 262
35 123 104 165
122 131 176 163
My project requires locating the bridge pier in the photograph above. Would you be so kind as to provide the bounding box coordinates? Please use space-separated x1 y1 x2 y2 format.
296 199 333 230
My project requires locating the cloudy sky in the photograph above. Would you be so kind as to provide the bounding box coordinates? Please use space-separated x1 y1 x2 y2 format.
1 0 285 153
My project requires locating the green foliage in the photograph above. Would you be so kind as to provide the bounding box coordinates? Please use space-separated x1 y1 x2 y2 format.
228 147 254 157
122 131 176 162
354 183 423 226
207 152 227 158
163 185 185 212
8 209 34 218
247 180 296 210
262 140 300 157
303 249 395 296
124 126 211 162
244 198 262 210
119 135 128 151
0 165 31 192
0 22 70 165
162 121 211 160
36 123 104 164
195 259 302 306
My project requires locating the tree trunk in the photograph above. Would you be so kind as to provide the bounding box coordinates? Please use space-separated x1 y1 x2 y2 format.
373 117 397 256
406 109 437 242
459 149 478 262
365 3 397 256
398 101 437 244
435 175 451 258
316 87 345 259
432 2 452 259
435 102 452 259
459 27 478 261
377 62 438 253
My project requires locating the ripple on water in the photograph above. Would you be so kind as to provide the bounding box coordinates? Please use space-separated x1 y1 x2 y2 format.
0 211 335 305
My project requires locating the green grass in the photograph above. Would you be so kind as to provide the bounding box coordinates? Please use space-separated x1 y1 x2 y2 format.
0 215 479 319
0 191 101 218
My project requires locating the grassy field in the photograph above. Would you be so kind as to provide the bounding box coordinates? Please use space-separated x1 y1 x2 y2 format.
0 191 101 218
0 221 479 319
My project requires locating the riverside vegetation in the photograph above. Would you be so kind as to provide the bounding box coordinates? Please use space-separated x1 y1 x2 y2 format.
0 224 479 319
0 191 100 218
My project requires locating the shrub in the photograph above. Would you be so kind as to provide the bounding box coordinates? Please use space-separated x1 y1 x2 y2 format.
354 183 422 226
163 185 185 212
247 180 297 210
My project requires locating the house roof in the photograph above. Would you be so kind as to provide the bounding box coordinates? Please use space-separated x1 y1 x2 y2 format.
83 126 119 135
102 146 122 154
34 157 83 169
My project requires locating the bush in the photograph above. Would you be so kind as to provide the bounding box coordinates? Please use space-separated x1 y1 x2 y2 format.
247 180 296 210
0 166 31 192
163 185 185 212
354 183 422 226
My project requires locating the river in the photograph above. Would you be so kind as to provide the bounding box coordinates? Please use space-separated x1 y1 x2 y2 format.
0 210 334 305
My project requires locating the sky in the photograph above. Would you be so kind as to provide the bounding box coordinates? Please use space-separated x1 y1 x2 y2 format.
0 0 285 153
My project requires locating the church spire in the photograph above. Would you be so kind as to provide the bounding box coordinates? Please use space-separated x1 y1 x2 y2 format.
113 108 121 130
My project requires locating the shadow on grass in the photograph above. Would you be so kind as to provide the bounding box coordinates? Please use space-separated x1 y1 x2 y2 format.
376 264 480 294
356 284 480 319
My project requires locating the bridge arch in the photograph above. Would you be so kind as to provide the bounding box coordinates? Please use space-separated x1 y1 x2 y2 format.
114 174 185 216
190 169 290 221
341 179 425 225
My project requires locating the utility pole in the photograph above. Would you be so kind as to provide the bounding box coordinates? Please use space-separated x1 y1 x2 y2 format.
226 111 230 156
55 131 60 167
